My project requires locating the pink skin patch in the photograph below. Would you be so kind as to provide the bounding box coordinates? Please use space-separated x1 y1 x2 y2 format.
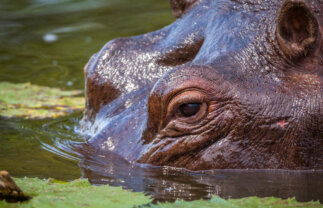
277 120 288 128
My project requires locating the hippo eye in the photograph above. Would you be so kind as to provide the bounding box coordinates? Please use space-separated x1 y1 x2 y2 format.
164 90 209 126
179 103 201 117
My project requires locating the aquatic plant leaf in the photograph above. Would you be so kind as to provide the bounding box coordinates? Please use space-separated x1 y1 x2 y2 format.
0 178 151 208
0 82 84 119
149 196 323 208
0 177 322 208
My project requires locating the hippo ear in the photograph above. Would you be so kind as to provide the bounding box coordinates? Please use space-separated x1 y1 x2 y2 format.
276 0 321 59
169 0 198 18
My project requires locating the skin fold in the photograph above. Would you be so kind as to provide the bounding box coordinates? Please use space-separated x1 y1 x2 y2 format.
80 0 323 170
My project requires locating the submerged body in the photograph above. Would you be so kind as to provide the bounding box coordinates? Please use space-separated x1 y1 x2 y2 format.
80 0 323 170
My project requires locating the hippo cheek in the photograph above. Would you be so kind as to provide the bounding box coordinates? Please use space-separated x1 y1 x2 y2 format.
138 104 241 170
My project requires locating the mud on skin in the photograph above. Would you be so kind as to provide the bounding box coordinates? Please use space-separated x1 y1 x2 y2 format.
79 0 323 170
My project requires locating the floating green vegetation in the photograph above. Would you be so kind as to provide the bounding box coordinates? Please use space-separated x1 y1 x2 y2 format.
0 177 322 208
0 82 84 119
0 178 151 208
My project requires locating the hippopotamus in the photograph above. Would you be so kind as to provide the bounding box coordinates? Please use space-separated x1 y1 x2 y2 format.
80 0 323 170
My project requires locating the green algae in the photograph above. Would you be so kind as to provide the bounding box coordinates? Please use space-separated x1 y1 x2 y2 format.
0 82 84 119
0 178 151 208
0 177 321 208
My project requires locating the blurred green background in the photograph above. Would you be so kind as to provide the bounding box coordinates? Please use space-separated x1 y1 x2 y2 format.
0 0 174 89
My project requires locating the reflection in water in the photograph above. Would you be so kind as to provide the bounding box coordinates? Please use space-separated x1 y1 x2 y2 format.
77 143 323 202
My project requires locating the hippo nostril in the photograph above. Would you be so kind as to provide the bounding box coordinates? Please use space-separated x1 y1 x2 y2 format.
179 103 201 117
157 39 204 66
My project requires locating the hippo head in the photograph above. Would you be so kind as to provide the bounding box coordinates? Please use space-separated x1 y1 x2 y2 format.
80 0 323 170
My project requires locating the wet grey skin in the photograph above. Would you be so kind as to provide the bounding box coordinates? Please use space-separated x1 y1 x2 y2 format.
80 0 323 170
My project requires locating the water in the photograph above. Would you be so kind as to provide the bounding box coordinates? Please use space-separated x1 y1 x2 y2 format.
0 0 322 203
